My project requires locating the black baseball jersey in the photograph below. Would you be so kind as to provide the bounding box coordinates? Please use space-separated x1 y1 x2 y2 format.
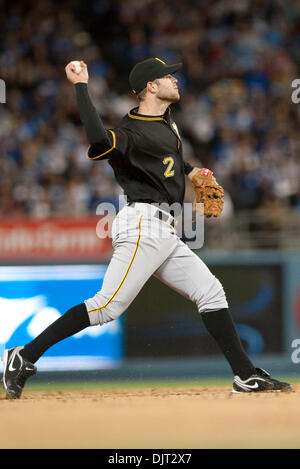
87 107 193 206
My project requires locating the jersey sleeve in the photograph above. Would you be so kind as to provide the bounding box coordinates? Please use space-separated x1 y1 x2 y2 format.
183 161 194 175
86 127 136 161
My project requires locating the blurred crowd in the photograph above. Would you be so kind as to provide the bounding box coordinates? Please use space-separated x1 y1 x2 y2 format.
1 0 300 219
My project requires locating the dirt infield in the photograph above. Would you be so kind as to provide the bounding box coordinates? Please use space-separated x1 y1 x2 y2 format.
1 384 300 449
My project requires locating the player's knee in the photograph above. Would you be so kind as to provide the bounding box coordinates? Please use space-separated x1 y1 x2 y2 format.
195 276 228 313
84 293 124 326
208 284 228 311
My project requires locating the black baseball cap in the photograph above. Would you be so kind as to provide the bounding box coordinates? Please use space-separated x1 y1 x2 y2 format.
129 57 182 94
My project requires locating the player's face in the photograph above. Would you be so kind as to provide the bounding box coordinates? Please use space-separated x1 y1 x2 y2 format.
155 74 180 103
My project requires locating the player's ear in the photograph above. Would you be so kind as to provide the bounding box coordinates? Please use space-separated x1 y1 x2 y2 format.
147 81 158 94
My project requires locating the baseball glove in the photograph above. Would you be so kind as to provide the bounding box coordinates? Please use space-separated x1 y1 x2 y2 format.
192 168 224 218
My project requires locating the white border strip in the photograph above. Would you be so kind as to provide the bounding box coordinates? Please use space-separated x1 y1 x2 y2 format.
0 355 121 372
0 265 107 281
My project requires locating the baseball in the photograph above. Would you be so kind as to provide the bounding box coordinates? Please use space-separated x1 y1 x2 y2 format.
71 61 82 74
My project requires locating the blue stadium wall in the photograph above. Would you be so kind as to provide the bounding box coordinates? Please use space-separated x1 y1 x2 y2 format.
0 250 300 381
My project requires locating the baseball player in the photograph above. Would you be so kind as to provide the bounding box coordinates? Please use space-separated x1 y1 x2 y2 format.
2 58 292 398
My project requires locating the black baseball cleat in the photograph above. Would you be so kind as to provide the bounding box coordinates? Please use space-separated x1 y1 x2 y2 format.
232 368 292 393
2 346 37 399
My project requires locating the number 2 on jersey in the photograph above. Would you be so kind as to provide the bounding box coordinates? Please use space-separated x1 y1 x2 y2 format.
163 157 175 178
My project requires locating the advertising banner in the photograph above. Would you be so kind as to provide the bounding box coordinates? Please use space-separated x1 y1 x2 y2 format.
0 217 112 261
0 264 123 371
126 264 283 358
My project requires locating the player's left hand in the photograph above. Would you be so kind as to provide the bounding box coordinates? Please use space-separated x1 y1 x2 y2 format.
191 168 224 218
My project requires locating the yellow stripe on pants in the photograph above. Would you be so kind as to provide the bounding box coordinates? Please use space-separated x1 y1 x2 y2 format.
87 215 143 314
